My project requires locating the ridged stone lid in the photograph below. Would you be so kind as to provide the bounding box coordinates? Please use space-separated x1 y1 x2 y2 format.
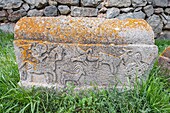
14 16 155 45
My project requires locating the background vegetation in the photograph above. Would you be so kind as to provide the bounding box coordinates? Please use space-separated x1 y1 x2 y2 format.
0 30 169 113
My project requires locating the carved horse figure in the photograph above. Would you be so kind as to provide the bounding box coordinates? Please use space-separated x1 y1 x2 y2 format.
61 65 86 85
22 43 65 83
96 49 132 75
71 47 99 65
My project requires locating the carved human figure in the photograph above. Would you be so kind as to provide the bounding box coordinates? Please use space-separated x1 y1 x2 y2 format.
31 43 48 63
60 65 86 86
20 43 65 83
71 47 99 65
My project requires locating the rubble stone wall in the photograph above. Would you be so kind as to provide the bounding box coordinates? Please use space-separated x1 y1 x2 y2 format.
0 0 170 39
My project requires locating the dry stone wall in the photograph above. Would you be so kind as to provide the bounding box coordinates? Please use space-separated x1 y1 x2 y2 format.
0 0 170 38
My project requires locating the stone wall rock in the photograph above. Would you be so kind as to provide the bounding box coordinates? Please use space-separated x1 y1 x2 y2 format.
71 6 98 17
0 0 23 9
44 6 58 16
143 5 154 17
147 14 163 36
27 9 44 17
56 0 79 6
106 8 120 19
152 0 168 7
0 10 8 22
81 0 102 7
24 0 48 8
105 0 131 7
132 0 147 7
158 46 170 72
58 5 70 15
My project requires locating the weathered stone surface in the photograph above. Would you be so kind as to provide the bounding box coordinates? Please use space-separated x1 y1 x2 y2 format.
158 46 170 70
7 9 13 15
14 17 158 89
134 7 142 12
133 11 146 19
116 11 145 20
154 8 164 14
159 31 170 40
8 9 27 22
165 8 170 15
0 10 8 22
164 22 170 30
71 7 98 17
97 13 106 18
120 7 134 13
0 23 15 33
105 0 131 8
116 13 134 20
15 17 155 45
27 9 44 17
143 5 154 17
160 14 168 25
58 5 70 15
152 0 168 7
48 0 58 6
0 0 23 9
99 7 107 13
132 0 147 7
56 0 79 5
147 14 163 35
106 7 120 19
22 3 30 11
81 0 102 7
44 6 58 16
147 0 153 4
24 0 47 8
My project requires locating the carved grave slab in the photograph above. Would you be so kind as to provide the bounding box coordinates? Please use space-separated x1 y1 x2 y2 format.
14 17 158 89
158 46 170 71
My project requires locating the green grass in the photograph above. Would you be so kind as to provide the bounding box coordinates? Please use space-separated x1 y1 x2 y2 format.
0 30 170 113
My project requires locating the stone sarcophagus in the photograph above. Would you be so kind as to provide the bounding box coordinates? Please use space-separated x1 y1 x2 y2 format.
14 17 158 89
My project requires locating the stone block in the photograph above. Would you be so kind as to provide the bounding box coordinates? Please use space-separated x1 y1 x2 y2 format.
106 8 120 19
24 0 48 8
58 5 70 15
105 0 131 8
0 23 15 33
81 0 102 7
44 6 58 17
0 10 8 22
14 17 158 89
132 0 147 7
143 5 154 17
158 46 170 71
147 14 163 36
154 8 164 14
0 0 23 9
152 0 168 7
56 0 79 6
27 9 44 17
71 7 98 17
8 9 27 22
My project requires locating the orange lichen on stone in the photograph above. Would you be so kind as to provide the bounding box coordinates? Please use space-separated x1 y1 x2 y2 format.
14 17 154 45
14 40 46 70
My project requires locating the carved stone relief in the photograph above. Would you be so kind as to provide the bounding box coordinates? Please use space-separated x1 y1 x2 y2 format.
14 40 158 88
